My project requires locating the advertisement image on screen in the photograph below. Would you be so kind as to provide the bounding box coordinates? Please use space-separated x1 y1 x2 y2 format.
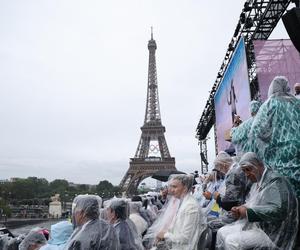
214 37 251 153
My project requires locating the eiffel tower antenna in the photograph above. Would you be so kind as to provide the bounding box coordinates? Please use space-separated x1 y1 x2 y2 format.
151 26 153 40
119 32 176 195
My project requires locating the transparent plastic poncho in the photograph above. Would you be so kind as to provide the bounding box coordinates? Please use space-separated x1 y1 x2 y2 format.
108 198 144 250
40 221 73 250
18 230 47 250
216 152 298 250
248 76 300 196
211 153 249 212
142 196 181 249
129 201 148 236
217 162 250 210
144 174 206 250
207 163 250 233
231 100 261 154
202 171 224 217
65 194 119 250
0 233 24 250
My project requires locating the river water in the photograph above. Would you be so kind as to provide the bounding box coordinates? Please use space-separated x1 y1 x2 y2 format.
9 220 63 236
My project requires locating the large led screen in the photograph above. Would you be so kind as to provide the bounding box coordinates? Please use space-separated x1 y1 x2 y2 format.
214 37 251 153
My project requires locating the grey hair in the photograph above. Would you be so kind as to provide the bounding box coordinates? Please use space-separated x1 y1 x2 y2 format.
72 195 100 220
239 152 264 169
109 199 128 220
169 174 194 191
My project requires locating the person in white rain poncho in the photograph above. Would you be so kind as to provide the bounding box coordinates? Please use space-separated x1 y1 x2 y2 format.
129 201 148 236
131 195 153 227
19 230 47 250
216 152 298 250
155 174 206 250
64 195 119 250
142 195 181 249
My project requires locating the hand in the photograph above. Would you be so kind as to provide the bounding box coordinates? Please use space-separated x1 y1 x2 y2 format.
233 115 242 127
231 206 240 218
213 192 220 200
237 206 247 218
203 191 212 200
156 231 165 242
231 206 247 219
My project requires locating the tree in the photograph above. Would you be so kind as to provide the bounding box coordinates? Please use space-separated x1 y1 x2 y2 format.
50 179 69 193
97 180 114 191
96 180 115 198
10 179 34 199
0 177 121 207
0 198 11 217
77 184 90 194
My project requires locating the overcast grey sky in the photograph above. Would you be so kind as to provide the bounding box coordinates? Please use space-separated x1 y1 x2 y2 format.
0 1 291 185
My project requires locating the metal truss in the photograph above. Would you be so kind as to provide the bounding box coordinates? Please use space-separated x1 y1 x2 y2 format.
199 139 209 174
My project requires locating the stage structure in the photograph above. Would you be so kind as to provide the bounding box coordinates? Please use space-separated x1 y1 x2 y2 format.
199 138 209 174
253 39 300 100
120 30 176 195
196 0 292 161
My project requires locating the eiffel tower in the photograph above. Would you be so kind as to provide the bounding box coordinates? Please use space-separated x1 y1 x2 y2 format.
120 29 176 195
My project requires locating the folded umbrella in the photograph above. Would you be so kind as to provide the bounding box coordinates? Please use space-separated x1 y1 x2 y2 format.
151 169 186 182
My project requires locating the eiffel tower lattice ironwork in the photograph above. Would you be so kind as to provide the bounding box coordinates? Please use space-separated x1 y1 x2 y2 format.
120 30 176 195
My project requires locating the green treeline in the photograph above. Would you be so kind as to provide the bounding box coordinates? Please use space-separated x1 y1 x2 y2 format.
0 177 121 216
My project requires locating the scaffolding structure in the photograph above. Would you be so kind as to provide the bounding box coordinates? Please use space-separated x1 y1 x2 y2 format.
196 0 292 149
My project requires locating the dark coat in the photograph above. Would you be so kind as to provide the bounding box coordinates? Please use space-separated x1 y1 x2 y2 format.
216 164 251 211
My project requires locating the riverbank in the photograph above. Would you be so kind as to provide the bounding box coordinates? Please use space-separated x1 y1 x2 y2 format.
9 219 63 236
0 218 61 231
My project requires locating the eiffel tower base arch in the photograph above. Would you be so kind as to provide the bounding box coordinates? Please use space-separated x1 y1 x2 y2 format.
120 157 176 195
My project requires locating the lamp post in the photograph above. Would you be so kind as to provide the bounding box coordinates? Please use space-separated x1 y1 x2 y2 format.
64 193 69 218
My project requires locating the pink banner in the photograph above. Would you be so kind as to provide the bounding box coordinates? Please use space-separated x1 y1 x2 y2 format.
253 39 300 101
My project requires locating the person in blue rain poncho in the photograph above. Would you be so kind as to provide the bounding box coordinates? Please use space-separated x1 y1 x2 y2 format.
216 152 298 250
39 221 73 250
231 100 261 154
64 194 119 250
248 76 300 197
